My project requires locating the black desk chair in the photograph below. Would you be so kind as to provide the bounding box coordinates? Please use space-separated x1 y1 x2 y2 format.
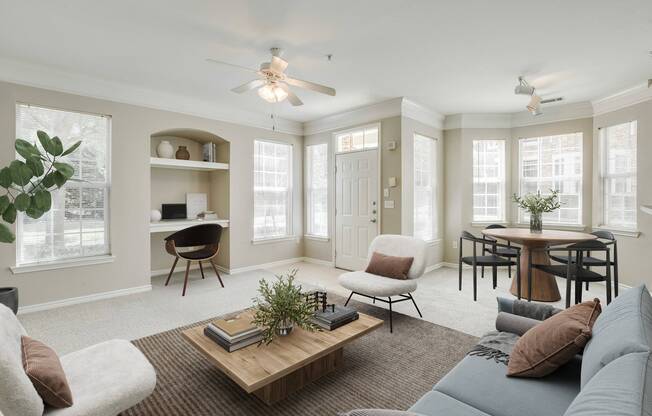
530 240 612 308
482 224 519 279
164 224 224 296
459 231 521 301
549 230 619 297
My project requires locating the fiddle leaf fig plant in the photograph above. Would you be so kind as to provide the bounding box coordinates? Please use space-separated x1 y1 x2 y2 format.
0 131 81 243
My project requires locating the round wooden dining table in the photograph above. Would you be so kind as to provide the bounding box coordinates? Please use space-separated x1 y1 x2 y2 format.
481 228 597 302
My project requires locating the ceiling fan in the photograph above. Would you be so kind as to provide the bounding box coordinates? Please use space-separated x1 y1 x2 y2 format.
514 76 563 116
206 48 336 106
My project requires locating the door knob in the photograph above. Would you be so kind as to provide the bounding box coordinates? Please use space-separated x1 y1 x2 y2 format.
370 218 377 223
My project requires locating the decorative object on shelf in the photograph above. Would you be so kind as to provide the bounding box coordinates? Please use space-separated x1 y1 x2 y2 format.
186 193 208 219
0 287 18 314
252 269 317 344
0 130 81 243
305 291 359 330
175 146 190 160
513 189 561 233
150 209 162 223
161 203 187 220
156 140 174 159
197 210 218 220
203 142 217 162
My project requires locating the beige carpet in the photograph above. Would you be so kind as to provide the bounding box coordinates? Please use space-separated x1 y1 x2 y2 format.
121 296 478 416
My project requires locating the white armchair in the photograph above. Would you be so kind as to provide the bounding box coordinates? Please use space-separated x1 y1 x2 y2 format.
338 234 427 332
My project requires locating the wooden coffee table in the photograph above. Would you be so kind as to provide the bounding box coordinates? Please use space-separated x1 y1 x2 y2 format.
182 310 382 404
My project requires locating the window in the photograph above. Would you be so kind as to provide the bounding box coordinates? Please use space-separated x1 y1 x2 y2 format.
335 124 379 153
473 140 506 222
518 133 583 225
413 134 438 241
599 121 637 230
253 140 292 240
305 143 328 238
15 104 111 266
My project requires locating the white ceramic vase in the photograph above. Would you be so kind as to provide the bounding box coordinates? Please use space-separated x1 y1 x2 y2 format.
150 209 162 223
156 140 174 159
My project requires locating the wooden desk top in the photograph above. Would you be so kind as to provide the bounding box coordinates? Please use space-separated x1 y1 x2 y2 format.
182 311 383 393
482 228 597 246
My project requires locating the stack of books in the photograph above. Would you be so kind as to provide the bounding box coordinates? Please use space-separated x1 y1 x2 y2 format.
311 305 359 330
202 142 217 162
204 314 262 352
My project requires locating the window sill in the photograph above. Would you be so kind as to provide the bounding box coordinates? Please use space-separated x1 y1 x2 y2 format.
471 221 509 227
10 255 115 275
251 236 300 245
304 235 330 242
514 223 588 232
592 226 641 238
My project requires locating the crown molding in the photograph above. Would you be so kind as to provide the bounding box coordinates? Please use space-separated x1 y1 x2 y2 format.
401 98 445 130
591 82 652 116
443 113 512 130
510 101 594 127
0 57 304 136
303 97 403 136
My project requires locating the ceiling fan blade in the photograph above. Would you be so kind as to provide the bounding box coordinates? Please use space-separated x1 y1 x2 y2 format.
285 77 336 96
231 79 265 93
205 58 259 73
279 83 303 106
270 56 289 73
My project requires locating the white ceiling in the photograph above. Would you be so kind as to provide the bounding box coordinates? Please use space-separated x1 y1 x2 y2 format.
1 0 651 122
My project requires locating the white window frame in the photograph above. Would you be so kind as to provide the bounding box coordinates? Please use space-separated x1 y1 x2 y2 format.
252 139 293 242
13 103 112 270
413 133 438 242
333 123 380 154
305 143 329 240
597 120 637 232
517 133 584 226
472 139 506 223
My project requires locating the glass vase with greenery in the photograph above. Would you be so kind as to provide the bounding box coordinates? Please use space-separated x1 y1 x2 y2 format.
0 131 81 243
512 189 561 233
252 269 317 345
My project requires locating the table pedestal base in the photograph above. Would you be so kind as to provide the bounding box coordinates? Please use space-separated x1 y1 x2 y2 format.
511 243 561 302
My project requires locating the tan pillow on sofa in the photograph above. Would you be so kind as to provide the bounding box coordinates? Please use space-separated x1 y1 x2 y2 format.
21 336 73 408
507 298 601 378
365 252 414 280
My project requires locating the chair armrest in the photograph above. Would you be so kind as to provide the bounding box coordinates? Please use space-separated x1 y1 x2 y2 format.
495 312 540 336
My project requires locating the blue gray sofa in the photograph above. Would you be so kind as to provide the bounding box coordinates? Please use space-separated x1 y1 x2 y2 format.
408 284 652 416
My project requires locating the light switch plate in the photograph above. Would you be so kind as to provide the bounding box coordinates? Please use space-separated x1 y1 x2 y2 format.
384 200 395 209
384 188 389 198
388 177 397 187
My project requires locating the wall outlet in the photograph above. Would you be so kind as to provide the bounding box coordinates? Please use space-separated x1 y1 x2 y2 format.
452 240 458 249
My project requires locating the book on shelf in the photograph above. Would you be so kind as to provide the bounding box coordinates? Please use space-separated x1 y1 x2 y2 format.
206 323 261 343
211 314 258 337
203 327 261 352
202 142 217 162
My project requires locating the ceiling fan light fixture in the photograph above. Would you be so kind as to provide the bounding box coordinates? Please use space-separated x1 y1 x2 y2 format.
527 94 542 115
257 83 288 103
515 77 535 95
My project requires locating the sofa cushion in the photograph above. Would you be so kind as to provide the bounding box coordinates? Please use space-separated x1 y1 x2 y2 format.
507 299 601 378
0 304 45 416
366 252 414 280
409 391 490 416
434 355 581 416
563 351 652 416
581 284 652 387
339 271 418 297
45 339 156 416
21 336 73 408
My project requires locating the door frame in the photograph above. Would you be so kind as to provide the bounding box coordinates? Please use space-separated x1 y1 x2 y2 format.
332 123 382 269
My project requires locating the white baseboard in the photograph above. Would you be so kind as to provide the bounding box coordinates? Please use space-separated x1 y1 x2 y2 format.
18 284 152 315
226 257 307 275
425 262 444 273
301 257 335 267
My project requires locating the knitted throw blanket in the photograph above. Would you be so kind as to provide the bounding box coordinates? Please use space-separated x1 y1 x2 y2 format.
467 330 520 365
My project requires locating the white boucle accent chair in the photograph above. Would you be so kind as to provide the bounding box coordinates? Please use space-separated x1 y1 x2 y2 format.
0 304 156 416
338 234 427 333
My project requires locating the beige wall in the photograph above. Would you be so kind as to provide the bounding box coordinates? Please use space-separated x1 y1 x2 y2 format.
0 81 303 308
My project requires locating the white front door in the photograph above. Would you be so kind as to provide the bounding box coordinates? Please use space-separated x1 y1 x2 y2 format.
335 149 379 270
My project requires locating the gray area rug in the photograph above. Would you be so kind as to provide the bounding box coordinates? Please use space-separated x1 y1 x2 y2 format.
121 295 478 416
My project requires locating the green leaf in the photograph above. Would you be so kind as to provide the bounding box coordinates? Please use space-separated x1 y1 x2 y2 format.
61 141 81 157
0 223 14 243
9 160 34 186
50 137 64 156
33 190 51 211
2 204 16 224
0 167 11 188
37 130 55 154
26 203 44 219
0 195 9 215
53 162 74 179
14 193 30 212
42 172 56 188
53 171 67 188
26 156 44 177
15 139 40 160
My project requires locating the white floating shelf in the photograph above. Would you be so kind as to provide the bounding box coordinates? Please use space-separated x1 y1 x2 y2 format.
150 219 230 234
641 205 652 216
150 157 229 171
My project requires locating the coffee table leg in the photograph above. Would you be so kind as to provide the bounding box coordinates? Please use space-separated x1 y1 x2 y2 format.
253 348 344 405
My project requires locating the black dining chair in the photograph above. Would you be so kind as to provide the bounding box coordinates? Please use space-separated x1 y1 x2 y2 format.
164 224 224 296
549 230 619 297
529 240 612 308
482 224 519 280
459 231 521 301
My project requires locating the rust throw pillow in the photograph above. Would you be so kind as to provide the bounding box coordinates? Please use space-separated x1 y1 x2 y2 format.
365 252 414 280
21 336 73 408
507 298 601 378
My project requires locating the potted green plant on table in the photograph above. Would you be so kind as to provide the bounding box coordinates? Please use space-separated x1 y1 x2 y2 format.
0 131 81 313
512 189 562 233
252 269 317 345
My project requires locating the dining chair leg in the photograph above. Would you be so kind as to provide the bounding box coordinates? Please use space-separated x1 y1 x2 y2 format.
199 261 205 279
472 265 478 301
458 259 462 291
182 261 191 296
613 259 619 298
565 277 571 309
527 251 533 302
165 257 179 286
508 265 512 279
481 266 485 279
516 258 521 300
388 298 393 333
372 297 376 304
209 260 224 288
492 265 497 289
